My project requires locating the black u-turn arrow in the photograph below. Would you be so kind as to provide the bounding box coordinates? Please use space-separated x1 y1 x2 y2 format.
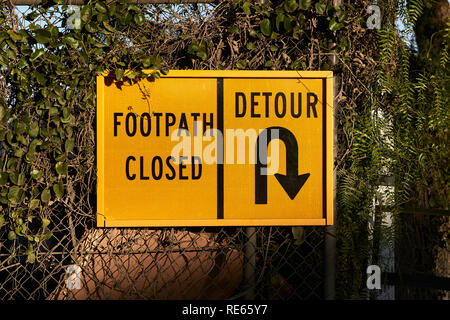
255 126 310 204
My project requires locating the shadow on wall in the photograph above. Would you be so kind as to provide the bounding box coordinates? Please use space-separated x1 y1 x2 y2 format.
49 229 243 300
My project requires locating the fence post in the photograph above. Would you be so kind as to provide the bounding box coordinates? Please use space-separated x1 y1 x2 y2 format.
244 227 257 299
324 0 340 297
324 67 337 297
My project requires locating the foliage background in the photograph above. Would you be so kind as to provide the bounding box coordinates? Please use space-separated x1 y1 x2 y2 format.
0 0 448 299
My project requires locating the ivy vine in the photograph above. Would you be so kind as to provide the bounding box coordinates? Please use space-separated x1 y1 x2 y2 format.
0 0 165 263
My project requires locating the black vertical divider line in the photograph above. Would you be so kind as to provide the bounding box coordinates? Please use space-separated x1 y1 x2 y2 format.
217 78 224 219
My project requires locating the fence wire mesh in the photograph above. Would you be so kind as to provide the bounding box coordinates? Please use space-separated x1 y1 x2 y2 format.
394 214 450 300
0 1 333 302
2 1 447 302
0 216 325 300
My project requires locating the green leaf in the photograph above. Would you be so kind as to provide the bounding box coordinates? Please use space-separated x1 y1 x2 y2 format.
17 135 27 145
7 158 18 171
13 148 24 158
16 173 25 186
127 4 140 12
134 14 144 25
49 107 59 117
53 182 64 199
276 13 285 30
96 13 108 23
242 2 251 15
141 57 151 67
9 172 18 185
16 225 25 236
55 161 68 175
18 58 28 69
43 232 53 241
246 42 256 50
25 11 40 21
81 5 92 23
8 186 22 205
298 0 312 10
30 139 42 151
260 19 272 36
6 48 16 60
292 226 305 245
0 214 4 227
26 252 35 264
102 21 116 33
151 71 161 79
315 2 327 14
41 218 50 229
329 18 344 31
63 36 79 49
30 49 45 61
25 151 37 163
31 169 42 180
249 30 258 38
85 22 98 33
29 199 40 209
236 60 247 69
160 68 169 76
95 2 108 14
41 189 51 203
142 55 161 68
0 31 8 44
228 26 239 33
270 274 282 286
8 230 16 240
33 29 51 44
7 30 25 43
337 10 347 22
284 16 294 32
54 152 66 163
0 172 8 185
29 122 39 137
0 104 5 121
197 49 208 60
48 25 59 38
115 69 124 81
22 114 31 125
4 55 14 68
35 72 46 85
284 0 298 12
65 138 74 154
14 121 26 135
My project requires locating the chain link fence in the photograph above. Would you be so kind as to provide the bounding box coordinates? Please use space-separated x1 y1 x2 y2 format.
1 1 447 301
394 212 450 300
0 2 331 301
0 212 325 300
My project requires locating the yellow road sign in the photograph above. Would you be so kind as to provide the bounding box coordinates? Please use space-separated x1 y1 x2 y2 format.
97 70 333 227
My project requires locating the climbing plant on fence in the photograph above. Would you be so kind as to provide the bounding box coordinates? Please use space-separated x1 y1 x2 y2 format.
0 0 447 299
0 0 166 265
377 0 449 299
